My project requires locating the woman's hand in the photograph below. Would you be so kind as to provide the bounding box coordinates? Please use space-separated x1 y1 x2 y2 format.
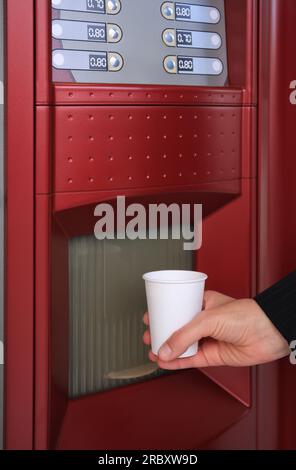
143 290 290 369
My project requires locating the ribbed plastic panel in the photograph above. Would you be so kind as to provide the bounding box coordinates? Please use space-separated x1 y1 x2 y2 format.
69 232 193 397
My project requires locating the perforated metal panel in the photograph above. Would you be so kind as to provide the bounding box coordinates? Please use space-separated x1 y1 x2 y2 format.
52 0 228 86
54 106 241 193
69 232 193 397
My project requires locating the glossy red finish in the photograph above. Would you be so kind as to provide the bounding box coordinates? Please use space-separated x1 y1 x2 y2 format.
35 197 70 450
52 86 244 107
258 0 296 289
198 179 256 406
53 180 242 213
36 0 52 104
5 0 35 450
257 0 296 449
54 106 242 194
225 0 258 102
56 370 248 450
35 196 51 450
50 216 69 450
36 107 52 195
242 107 257 178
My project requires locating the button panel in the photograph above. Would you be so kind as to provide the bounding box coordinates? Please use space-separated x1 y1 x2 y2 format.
52 0 228 86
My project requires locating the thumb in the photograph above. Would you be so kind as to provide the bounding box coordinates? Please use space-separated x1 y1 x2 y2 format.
158 311 213 361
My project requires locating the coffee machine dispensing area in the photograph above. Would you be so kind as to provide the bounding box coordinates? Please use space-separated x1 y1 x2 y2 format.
6 0 296 452
51 0 232 402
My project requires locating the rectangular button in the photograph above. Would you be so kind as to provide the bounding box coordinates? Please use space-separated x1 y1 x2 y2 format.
52 0 105 14
52 20 107 42
177 56 223 75
175 3 220 24
53 49 108 71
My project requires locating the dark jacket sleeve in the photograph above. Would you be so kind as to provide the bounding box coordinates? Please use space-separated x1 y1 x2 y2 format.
254 270 296 345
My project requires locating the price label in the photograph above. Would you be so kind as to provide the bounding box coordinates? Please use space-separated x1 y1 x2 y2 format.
176 31 192 46
89 53 108 71
176 30 222 49
175 3 191 20
52 0 106 14
87 24 107 42
86 0 105 13
177 57 194 72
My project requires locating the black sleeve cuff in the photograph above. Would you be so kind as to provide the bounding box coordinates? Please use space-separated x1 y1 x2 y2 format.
254 270 296 345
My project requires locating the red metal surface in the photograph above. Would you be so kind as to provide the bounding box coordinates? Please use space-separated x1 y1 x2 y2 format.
52 86 244 107
36 0 52 105
35 196 51 450
258 0 296 290
225 0 258 102
242 107 257 178
35 196 70 450
257 0 296 450
54 106 242 194
198 179 256 406
56 370 248 450
54 190 250 235
53 181 241 213
4 0 35 450
50 216 69 450
36 107 52 195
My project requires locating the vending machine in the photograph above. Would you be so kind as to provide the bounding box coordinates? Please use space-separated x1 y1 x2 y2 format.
2 0 296 450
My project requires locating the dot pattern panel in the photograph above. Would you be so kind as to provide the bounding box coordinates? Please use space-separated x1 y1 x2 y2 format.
52 85 244 106
54 106 242 193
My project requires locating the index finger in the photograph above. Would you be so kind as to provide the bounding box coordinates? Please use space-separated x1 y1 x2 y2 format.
143 312 149 326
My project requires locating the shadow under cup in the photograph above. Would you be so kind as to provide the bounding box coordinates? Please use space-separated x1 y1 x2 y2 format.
143 270 208 358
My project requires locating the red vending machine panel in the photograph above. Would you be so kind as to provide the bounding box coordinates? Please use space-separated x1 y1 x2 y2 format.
4 0 296 451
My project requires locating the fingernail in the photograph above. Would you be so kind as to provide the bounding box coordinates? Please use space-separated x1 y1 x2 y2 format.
158 343 173 360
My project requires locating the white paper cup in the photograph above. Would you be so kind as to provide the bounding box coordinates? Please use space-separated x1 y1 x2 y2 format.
143 270 207 358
